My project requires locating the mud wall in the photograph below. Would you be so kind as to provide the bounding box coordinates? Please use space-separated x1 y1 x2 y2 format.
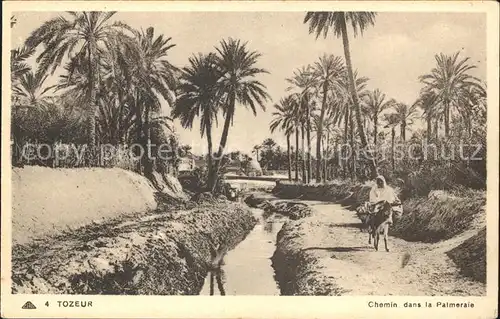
12 166 170 245
12 200 257 295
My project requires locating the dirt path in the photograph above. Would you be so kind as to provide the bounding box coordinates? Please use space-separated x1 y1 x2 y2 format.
283 200 485 296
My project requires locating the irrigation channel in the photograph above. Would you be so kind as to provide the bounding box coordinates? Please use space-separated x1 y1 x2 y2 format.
199 207 285 295
199 179 285 295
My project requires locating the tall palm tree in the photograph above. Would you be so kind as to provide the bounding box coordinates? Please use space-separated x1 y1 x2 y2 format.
363 89 393 146
289 96 301 182
419 51 483 137
287 66 316 183
173 53 222 187
415 89 439 142
454 83 487 138
270 97 295 181
25 12 128 158
321 114 337 181
392 102 419 141
304 11 378 178
310 54 345 182
210 38 270 190
383 113 399 172
291 93 308 182
118 27 177 175
330 71 368 179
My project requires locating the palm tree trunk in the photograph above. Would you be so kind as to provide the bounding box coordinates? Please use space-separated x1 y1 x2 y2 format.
350 113 356 180
322 136 326 181
143 103 153 178
426 116 432 142
87 43 97 166
206 121 214 190
444 101 450 137
134 90 143 174
343 108 349 178
301 124 306 183
287 135 292 181
391 127 395 173
364 118 368 144
467 113 472 138
324 130 330 181
306 100 312 184
316 82 328 183
401 121 406 141
434 118 439 139
374 116 378 146
209 272 215 295
339 13 378 179
295 127 299 182
216 270 225 296
211 94 235 192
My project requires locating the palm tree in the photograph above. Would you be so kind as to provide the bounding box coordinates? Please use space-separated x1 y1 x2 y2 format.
383 113 399 172
9 15 34 85
25 12 128 159
287 66 316 183
289 96 301 182
321 114 337 181
363 89 393 146
415 89 439 142
291 94 308 182
392 102 419 141
329 71 368 179
173 53 221 187
419 51 483 137
11 69 56 165
125 27 177 175
310 54 345 182
304 11 378 178
12 69 55 109
270 96 296 181
210 38 270 190
11 46 35 87
454 83 487 138
252 145 261 162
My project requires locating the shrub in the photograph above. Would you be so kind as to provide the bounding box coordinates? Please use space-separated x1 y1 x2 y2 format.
446 227 486 283
390 194 485 242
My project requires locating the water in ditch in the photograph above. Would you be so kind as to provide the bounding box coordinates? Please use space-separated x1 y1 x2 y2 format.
199 208 285 295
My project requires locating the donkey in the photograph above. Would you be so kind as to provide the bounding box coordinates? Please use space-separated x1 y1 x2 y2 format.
368 201 396 252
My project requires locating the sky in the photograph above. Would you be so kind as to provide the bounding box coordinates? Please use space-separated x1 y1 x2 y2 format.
11 11 486 155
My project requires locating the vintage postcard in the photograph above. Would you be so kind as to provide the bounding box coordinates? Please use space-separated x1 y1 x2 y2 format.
1 1 499 318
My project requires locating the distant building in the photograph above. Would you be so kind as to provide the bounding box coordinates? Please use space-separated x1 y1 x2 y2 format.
178 157 195 171
183 153 263 176
246 157 263 176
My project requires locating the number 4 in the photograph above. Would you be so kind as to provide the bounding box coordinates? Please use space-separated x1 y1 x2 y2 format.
45 301 49 307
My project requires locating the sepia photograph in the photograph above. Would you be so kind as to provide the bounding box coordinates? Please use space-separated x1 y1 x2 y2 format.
1 1 499 318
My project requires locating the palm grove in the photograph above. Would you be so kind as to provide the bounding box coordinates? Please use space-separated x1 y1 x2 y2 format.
269 12 486 195
11 12 487 195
